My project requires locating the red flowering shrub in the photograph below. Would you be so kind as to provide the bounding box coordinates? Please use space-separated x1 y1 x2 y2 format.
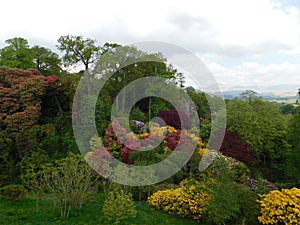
85 147 112 174
210 129 253 166
164 130 193 151
121 147 135 164
121 137 141 164
103 120 127 155
0 68 47 132
46 75 58 84
156 110 192 130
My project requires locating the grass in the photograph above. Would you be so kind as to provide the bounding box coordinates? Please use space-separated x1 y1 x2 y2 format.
0 192 199 225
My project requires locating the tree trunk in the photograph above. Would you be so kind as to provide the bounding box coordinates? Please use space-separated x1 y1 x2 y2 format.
85 64 91 95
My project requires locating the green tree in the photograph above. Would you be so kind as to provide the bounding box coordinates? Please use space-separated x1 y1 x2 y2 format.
57 35 101 94
93 45 177 112
32 45 61 75
240 90 258 103
0 37 34 69
287 111 300 180
185 86 210 117
226 97 290 170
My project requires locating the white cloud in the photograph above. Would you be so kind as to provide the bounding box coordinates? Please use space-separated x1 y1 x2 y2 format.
1 0 300 93
206 61 300 93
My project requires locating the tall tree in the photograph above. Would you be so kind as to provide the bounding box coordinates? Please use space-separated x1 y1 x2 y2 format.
286 110 300 180
226 96 290 169
94 45 177 111
0 37 34 69
32 45 61 75
56 35 101 94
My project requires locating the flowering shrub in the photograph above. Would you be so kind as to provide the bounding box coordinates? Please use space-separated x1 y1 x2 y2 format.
164 130 194 151
103 120 127 159
147 180 210 221
149 125 176 137
186 132 208 156
0 68 47 133
257 188 300 225
130 120 147 134
156 110 192 130
134 132 151 140
85 147 112 174
46 75 58 84
101 121 205 165
121 137 141 164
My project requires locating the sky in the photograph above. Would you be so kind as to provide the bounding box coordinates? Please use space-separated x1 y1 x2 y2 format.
1 0 300 95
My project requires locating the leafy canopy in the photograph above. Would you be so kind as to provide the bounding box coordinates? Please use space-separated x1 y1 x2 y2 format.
0 37 35 69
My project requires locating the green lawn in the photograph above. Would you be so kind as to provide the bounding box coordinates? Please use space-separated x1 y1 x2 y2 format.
0 192 199 225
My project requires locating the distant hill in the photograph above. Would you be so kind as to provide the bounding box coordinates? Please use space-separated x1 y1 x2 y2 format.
221 90 298 101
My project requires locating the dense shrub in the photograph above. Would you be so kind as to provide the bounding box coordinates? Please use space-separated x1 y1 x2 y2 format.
233 185 260 225
156 110 192 130
201 156 250 224
164 130 193 151
103 120 127 159
41 154 98 218
147 180 210 221
257 188 300 224
102 190 137 225
0 184 26 201
231 162 251 183
210 129 253 166
129 107 146 123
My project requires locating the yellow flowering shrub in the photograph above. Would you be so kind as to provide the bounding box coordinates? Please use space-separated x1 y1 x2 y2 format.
147 181 210 221
149 125 176 137
257 187 300 225
133 132 150 139
186 131 208 156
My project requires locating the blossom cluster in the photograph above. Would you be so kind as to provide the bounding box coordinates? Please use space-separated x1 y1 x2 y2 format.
147 180 210 221
257 187 300 225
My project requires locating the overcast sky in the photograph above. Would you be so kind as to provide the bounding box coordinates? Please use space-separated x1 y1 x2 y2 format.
1 0 300 95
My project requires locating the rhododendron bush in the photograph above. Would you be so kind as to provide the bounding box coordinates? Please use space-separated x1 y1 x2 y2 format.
86 119 206 167
0 68 48 133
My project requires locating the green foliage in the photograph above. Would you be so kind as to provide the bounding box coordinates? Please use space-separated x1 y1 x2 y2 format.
57 35 100 70
185 86 210 117
231 162 251 183
280 103 297 114
32 45 61 75
95 94 111 136
0 184 26 201
0 37 35 69
89 135 102 150
20 151 49 191
286 110 300 181
226 97 290 170
204 158 240 224
231 185 260 225
96 45 177 110
40 154 98 218
129 107 147 122
102 190 137 225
